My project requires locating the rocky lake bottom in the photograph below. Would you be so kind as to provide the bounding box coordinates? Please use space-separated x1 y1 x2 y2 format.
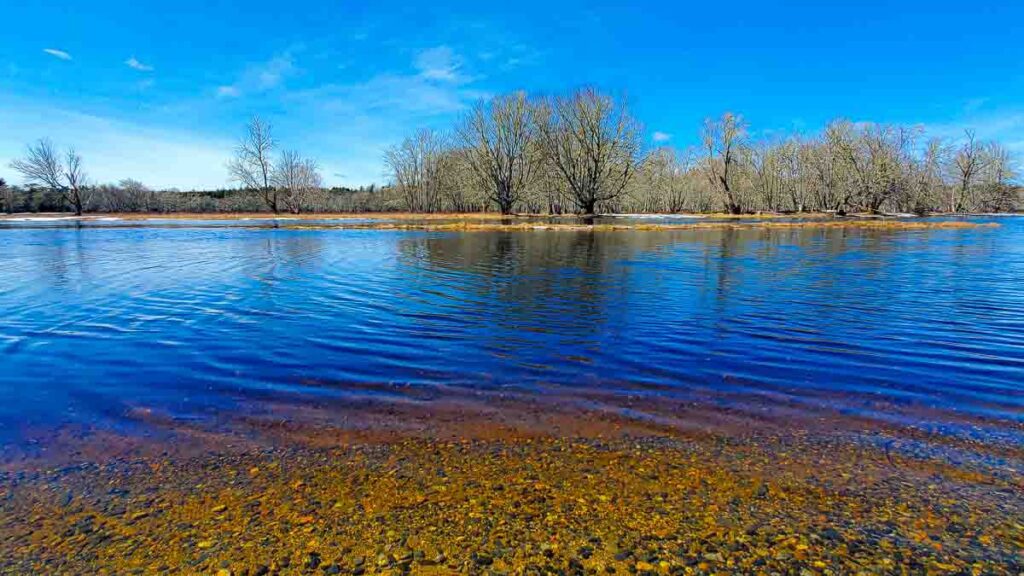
1 216 1022 574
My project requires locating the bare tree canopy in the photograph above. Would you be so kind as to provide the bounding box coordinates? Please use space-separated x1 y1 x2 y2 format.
701 113 747 215
273 151 323 214
4 93 1021 217
951 130 990 213
0 178 11 214
457 92 540 214
384 129 453 213
228 117 278 213
9 139 88 215
537 88 644 215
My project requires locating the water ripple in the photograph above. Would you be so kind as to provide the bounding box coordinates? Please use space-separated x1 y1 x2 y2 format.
0 219 1021 452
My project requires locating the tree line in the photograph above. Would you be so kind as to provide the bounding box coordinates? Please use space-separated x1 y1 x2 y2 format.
4 88 1020 215
385 89 1020 215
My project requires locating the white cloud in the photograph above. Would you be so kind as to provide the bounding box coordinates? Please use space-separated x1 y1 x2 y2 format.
925 111 1024 155
299 74 486 116
43 48 71 61
414 46 464 82
277 46 489 188
125 57 153 72
652 131 671 143
290 45 486 118
217 52 296 98
256 54 294 89
0 100 232 190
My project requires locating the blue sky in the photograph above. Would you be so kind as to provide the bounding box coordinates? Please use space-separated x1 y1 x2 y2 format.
1 0 1022 189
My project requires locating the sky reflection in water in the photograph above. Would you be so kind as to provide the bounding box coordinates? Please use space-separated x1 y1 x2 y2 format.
1 218 1022 452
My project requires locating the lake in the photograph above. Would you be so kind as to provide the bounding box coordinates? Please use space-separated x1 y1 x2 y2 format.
1 216 1022 460
2 215 1023 574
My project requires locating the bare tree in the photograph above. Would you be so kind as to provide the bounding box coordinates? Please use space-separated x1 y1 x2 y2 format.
978 142 1018 212
0 178 11 214
636 147 695 213
780 138 808 212
440 148 487 213
804 121 851 212
841 123 917 213
908 138 950 214
9 139 88 215
951 130 988 213
537 88 644 215
458 93 540 214
384 129 452 213
228 117 278 213
273 151 323 214
701 113 747 214
750 140 786 212
120 179 153 212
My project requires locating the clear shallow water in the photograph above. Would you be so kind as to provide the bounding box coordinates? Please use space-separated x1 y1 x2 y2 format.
1 218 1023 453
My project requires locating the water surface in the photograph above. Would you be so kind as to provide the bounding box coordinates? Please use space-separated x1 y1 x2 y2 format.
1 217 1022 460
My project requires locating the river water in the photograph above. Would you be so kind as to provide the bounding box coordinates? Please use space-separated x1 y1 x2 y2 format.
1 216 1022 461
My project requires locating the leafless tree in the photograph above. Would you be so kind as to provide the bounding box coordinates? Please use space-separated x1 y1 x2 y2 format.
9 139 88 215
458 93 540 214
273 151 323 214
635 147 695 213
120 179 153 212
908 139 950 214
841 124 917 213
780 138 808 212
749 140 786 212
951 130 989 213
440 148 488 212
701 113 747 214
228 117 278 213
978 142 1018 212
0 178 11 214
804 121 855 212
537 88 644 215
384 129 452 213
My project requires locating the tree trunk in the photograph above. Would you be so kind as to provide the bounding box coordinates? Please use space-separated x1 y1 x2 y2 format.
579 198 597 216
497 190 514 215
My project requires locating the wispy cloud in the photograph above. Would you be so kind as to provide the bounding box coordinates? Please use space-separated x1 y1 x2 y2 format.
125 57 153 72
216 85 241 98
414 46 465 82
652 131 672 143
278 46 489 187
43 48 72 61
291 45 485 116
0 99 232 190
216 52 296 98
925 110 1024 155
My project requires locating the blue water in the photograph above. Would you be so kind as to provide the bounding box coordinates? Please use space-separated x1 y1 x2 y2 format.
1 217 1023 452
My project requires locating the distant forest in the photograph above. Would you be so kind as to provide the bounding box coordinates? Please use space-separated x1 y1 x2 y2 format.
3 88 1021 216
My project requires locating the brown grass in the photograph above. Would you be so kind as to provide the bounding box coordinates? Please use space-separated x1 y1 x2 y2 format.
0 212 1000 233
0 211 925 221
284 220 998 232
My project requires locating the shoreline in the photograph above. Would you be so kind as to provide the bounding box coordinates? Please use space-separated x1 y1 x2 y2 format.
0 211 1004 232
1 211 1017 222
2 385 1022 574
